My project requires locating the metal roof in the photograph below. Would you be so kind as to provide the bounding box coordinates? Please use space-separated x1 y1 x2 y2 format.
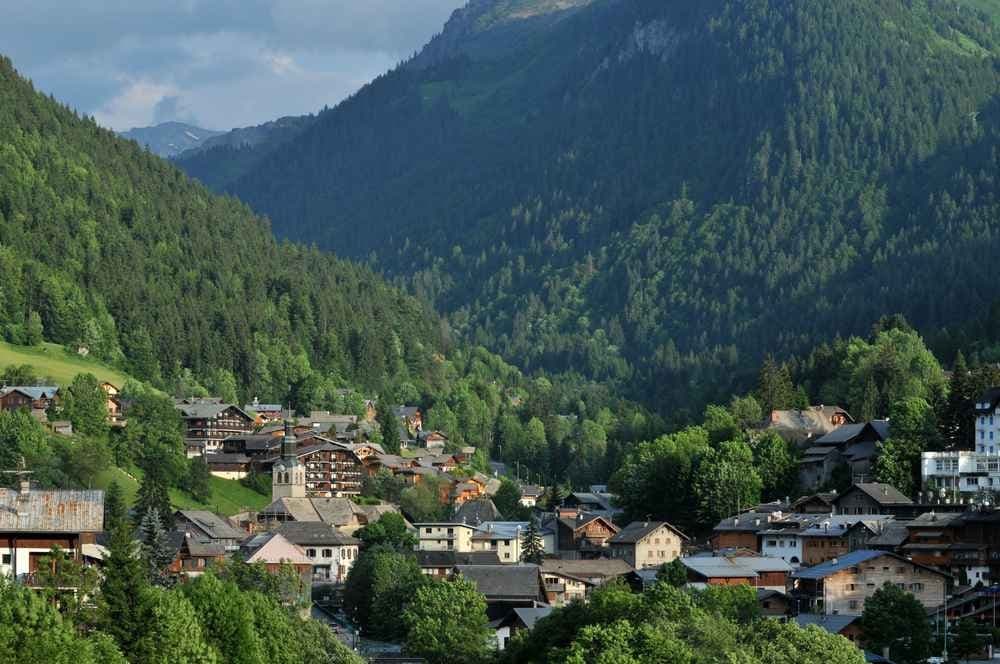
682 555 792 578
455 564 542 600
0 486 103 533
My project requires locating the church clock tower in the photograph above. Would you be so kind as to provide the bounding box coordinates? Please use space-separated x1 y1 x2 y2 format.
271 420 306 499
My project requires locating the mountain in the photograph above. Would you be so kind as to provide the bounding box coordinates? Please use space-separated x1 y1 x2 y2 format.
0 55 444 408
119 121 224 158
174 114 315 191
191 0 1000 413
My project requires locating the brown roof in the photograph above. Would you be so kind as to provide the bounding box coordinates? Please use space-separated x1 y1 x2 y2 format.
0 486 103 533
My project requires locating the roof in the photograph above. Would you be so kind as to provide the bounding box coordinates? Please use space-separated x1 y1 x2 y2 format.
175 401 252 421
0 487 103 533
609 520 688 544
907 511 965 528
275 521 360 546
204 453 250 465
793 613 860 635
836 484 912 507
765 406 852 435
244 532 312 565
455 565 541 600
184 535 227 557
975 388 1000 414
1 386 59 400
713 511 777 533
520 485 544 498
474 522 528 540
175 510 246 541
415 550 502 567
683 555 792 579
790 550 947 580
815 421 890 446
866 522 910 547
540 558 635 580
499 607 553 630
393 406 420 418
566 492 615 511
258 497 364 526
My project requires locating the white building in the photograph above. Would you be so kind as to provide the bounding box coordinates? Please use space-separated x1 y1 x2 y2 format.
975 391 1000 453
920 389 1000 495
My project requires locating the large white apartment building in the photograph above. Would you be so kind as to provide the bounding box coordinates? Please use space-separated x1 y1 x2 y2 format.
921 389 1000 495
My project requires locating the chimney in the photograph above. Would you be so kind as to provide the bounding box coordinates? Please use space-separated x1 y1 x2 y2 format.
18 478 30 498
882 486 888 497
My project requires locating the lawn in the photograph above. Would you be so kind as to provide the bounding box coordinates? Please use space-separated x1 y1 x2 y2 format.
92 465 270 516
0 341 130 387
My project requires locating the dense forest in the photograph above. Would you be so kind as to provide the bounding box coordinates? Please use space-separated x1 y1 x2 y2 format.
0 55 445 410
191 0 1000 416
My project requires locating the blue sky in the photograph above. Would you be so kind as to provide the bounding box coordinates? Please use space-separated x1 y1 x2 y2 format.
2 1 464 131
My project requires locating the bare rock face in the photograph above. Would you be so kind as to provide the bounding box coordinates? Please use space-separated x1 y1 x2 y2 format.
409 0 597 68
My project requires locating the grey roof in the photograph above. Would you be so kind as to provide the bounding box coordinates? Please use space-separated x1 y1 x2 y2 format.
175 510 246 541
713 511 776 533
815 421 890 445
184 535 227 557
474 522 528 540
502 607 553 630
204 453 250 465
866 522 910 547
453 499 502 525
609 520 687 544
393 406 420 418
175 401 252 421
415 550 502 567
1 386 59 400
455 564 542 600
566 492 616 511
975 388 1000 414
520 484 544 498
908 511 965 528
838 483 912 506
790 550 946 580
275 521 360 546
683 555 792 579
793 613 859 634
0 487 103 533
540 558 635 580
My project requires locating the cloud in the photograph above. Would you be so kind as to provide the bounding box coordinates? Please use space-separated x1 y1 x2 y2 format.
0 0 465 130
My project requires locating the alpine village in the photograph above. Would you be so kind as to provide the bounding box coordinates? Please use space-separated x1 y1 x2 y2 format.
9 1 1000 663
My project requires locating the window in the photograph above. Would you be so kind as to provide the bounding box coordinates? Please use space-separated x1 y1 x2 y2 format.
447 528 454 535
307 548 316 558
866 583 875 589
911 583 925 592
504 553 511 559
1 553 9 565
896 583 905 589
849 600 860 610
322 549 332 558
648 551 654 558
768 540 777 547
425 528 432 534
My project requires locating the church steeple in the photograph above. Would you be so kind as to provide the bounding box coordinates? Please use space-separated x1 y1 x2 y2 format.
272 419 305 499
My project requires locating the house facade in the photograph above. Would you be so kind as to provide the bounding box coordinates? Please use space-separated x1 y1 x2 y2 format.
609 521 687 569
275 522 360 584
175 398 254 456
790 550 948 616
416 522 477 552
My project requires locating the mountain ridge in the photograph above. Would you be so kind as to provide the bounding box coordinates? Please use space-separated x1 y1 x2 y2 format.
120 121 224 158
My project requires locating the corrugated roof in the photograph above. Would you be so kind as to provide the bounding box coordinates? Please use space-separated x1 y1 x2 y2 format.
0 487 103 533
683 555 791 578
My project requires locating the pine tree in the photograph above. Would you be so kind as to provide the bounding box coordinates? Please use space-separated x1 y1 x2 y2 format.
139 507 175 585
136 463 172 530
756 355 794 415
100 491 150 657
377 402 401 454
859 377 880 422
104 480 126 533
521 516 545 565
186 456 212 503
940 351 970 449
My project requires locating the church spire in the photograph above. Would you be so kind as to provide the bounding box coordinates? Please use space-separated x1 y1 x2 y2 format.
280 419 297 464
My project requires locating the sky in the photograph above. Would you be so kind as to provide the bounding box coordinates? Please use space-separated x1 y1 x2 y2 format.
1 1 465 131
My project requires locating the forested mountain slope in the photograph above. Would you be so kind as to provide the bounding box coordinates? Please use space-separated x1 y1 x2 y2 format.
205 0 1000 412
0 56 442 408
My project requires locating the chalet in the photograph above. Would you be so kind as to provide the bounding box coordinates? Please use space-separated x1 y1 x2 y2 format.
519 485 544 508
100 382 125 426
0 386 59 413
763 405 853 445
174 398 254 456
0 480 103 585
609 521 688 569
494 607 552 652
540 558 635 588
682 554 791 592
454 564 546 620
902 511 990 583
791 492 839 514
539 566 594 606
221 432 281 458
415 550 502 578
275 521 360 584
790 550 948 616
799 421 890 490
759 514 893 567
174 510 246 550
416 430 448 451
757 588 791 616
165 531 227 577
240 531 312 604
393 406 423 435
204 453 252 480
259 439 367 498
546 507 619 559
243 398 287 424
833 483 912 516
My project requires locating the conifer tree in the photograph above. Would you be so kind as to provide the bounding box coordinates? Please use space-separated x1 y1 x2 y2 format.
136 463 172 530
756 356 795 415
139 507 175 585
100 488 149 657
521 516 545 565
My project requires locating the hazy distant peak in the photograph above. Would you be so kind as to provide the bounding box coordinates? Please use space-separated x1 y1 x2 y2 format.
120 121 224 159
